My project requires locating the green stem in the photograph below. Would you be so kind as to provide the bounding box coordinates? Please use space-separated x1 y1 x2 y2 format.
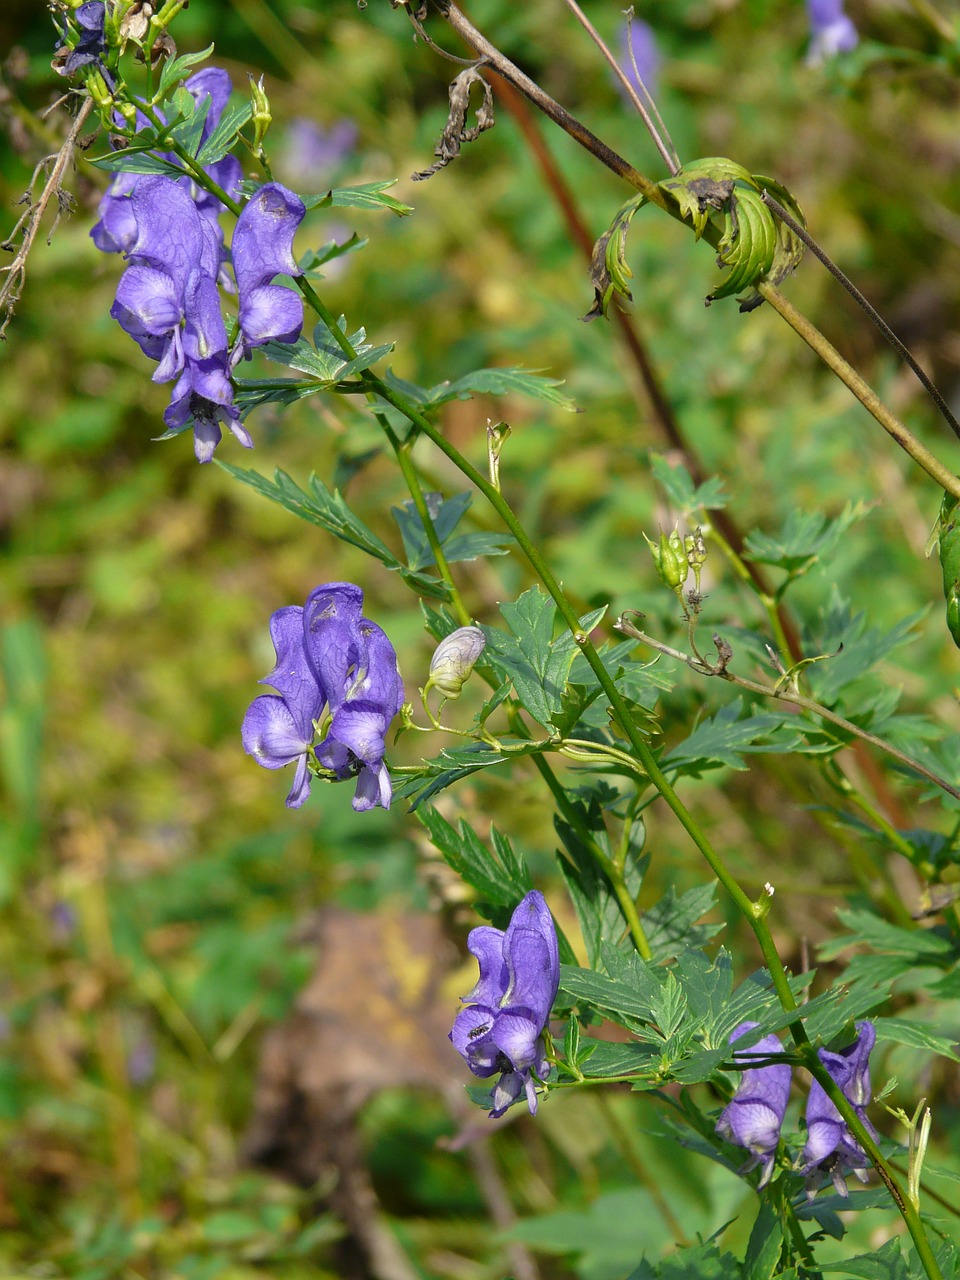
594 1092 689 1244
528 748 653 961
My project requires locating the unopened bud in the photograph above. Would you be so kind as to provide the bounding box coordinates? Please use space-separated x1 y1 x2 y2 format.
249 74 272 153
425 626 486 699
685 526 707 579
645 528 688 592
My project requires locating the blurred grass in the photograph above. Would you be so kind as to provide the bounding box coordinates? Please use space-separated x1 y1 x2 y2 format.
1 0 960 1275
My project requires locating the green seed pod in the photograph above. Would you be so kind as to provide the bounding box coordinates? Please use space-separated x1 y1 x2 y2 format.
425 626 486 699
249 74 272 154
646 529 688 592
939 491 960 649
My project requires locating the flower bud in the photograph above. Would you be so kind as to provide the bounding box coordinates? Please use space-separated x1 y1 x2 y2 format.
249 74 272 154
685 526 707 590
645 528 688 592
425 626 486 699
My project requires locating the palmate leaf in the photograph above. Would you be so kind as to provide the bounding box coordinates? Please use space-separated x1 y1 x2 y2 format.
642 883 721 963
650 455 728 515
804 597 924 707
392 739 543 808
663 697 802 775
743 502 869 575
819 1237 910 1280
416 804 531 908
214 462 447 597
196 100 254 165
391 491 513 571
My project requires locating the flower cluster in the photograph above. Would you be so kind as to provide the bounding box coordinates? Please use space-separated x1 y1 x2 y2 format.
717 1020 878 1195
450 891 560 1119
54 1 108 78
92 70 306 461
242 583 404 812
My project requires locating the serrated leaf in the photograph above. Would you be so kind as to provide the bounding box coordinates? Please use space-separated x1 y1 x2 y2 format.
304 180 413 216
874 1017 960 1060
157 43 215 96
743 1203 783 1280
555 799 645 966
429 366 576 411
743 502 869 574
642 884 721 964
559 960 660 1025
300 232 368 273
938 490 960 649
392 740 539 808
575 1039 660 1079
649 455 728 515
89 149 183 176
416 805 531 906
663 697 802 774
196 100 253 165
819 907 954 963
805 597 923 707
391 491 512 571
820 1237 909 1280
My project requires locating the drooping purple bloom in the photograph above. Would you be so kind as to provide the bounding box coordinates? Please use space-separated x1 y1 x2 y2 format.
282 118 358 186
91 69 241 258
109 174 246 462
800 1021 878 1196
450 891 560 1119
715 1022 791 1187
58 1 107 76
242 583 403 811
231 183 306 357
806 0 858 64
618 18 660 101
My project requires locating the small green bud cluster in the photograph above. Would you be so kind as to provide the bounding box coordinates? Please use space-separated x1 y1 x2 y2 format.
645 528 688 593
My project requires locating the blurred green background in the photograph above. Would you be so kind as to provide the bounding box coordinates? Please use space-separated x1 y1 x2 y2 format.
2 0 960 1275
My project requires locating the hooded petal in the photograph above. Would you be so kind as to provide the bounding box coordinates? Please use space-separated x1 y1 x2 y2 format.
325 700 387 768
351 619 404 714
126 177 206 294
112 264 183 338
303 582 365 703
715 1022 791 1180
502 891 560 1027
236 283 304 347
461 925 508 1007
233 182 305 291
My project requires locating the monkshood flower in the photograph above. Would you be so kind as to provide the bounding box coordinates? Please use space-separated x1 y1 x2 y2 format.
450 890 560 1119
231 182 306 358
618 18 660 100
91 68 242 257
109 174 248 462
806 0 858 64
242 583 404 811
715 1022 791 1187
800 1021 878 1195
55 1 108 77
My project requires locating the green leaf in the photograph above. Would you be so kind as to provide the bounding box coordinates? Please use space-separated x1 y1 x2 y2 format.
89 149 183 176
743 1203 783 1280
585 191 648 319
157 43 215 97
196 100 253 165
937 490 960 649
805 597 924 706
575 1038 660 1079
304 180 413 216
642 883 721 963
819 907 954 964
392 740 541 808
663 697 802 774
432 366 576 411
300 233 368 274
874 1016 960 1060
649 455 728 515
743 502 870 575
559 957 661 1025
820 1238 909 1280
391 491 512 571
416 805 531 907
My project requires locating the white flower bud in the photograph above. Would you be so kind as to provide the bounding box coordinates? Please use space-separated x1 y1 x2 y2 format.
426 626 486 699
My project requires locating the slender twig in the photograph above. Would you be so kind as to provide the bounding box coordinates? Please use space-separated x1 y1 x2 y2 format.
0 96 93 338
761 191 960 443
558 0 679 175
614 620 960 804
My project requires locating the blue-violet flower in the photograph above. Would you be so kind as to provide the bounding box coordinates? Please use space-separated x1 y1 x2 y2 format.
806 0 858 63
800 1021 878 1196
242 582 404 811
450 890 560 1118
715 1021 791 1187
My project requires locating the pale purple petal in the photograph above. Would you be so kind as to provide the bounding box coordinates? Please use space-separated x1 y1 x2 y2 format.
491 1011 541 1072
303 582 365 702
502 891 560 1025
450 1005 499 1076
490 1071 524 1119
236 283 304 347
126 177 206 293
233 182 305 291
241 694 312 767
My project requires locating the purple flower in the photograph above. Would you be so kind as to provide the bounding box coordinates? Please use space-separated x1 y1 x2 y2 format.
806 0 858 63
281 118 358 186
231 182 306 357
109 175 247 462
450 891 560 1119
618 19 660 101
242 583 403 811
715 1022 791 1187
91 69 241 257
57 1 107 76
800 1021 878 1196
